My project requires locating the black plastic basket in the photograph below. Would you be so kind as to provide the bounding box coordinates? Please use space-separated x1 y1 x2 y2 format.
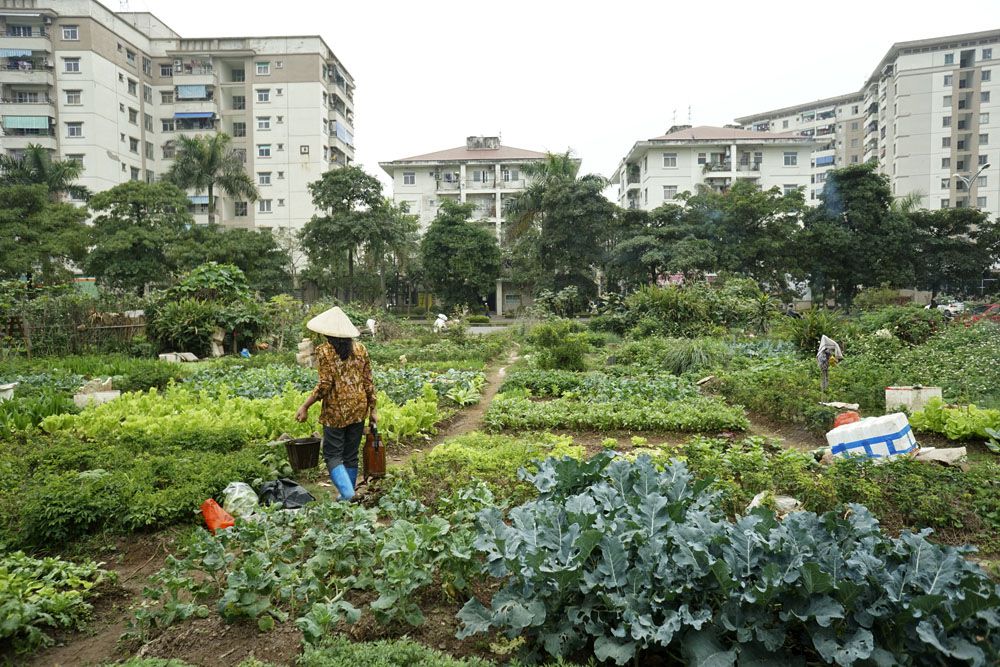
285 437 321 471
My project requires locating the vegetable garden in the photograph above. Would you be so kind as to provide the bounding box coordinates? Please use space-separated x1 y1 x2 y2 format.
2 285 1000 667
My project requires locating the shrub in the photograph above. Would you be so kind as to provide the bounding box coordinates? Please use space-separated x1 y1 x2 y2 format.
775 307 852 354
466 315 491 324
147 297 217 355
613 337 732 375
458 453 1000 665
857 305 944 346
528 319 590 371
501 369 583 396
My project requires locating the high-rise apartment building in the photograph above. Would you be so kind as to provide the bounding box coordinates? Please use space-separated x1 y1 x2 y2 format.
611 125 816 210
735 94 865 202
379 136 553 315
737 29 999 213
0 0 355 229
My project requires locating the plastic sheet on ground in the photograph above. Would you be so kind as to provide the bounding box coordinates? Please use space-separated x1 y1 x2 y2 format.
222 481 259 518
258 478 315 510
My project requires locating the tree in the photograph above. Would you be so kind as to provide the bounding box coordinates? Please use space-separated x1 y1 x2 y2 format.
421 199 501 309
168 225 294 297
910 207 1000 297
301 166 416 304
799 163 914 309
165 133 258 225
0 184 88 283
85 181 193 294
0 144 90 201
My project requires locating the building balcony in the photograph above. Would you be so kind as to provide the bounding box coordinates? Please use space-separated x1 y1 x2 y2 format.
173 65 216 87
0 99 54 117
471 206 497 220
703 161 732 173
1 34 51 52
436 180 460 191
466 178 497 189
626 199 642 210
1 132 56 150
173 98 218 115
500 179 526 189
0 64 53 86
735 162 761 172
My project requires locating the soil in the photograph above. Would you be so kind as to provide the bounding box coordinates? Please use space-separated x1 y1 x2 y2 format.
131 616 303 667
23 532 175 667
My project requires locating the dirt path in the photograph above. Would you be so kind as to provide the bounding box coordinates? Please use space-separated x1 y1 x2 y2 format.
387 348 519 467
24 534 174 667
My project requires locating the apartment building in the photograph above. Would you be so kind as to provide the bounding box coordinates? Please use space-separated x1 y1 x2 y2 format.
0 0 355 230
611 125 816 210
735 93 865 202
737 29 1000 214
379 136 552 315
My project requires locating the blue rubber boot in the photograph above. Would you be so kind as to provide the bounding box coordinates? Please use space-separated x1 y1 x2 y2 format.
346 467 358 488
329 464 355 501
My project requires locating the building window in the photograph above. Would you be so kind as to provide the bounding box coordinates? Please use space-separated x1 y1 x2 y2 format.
977 196 988 207
277 171 284 179
143 84 152 103
61 25 79 40
128 108 138 124
257 144 271 158
501 168 519 181
982 113 991 125
145 141 154 159
643 188 648 204
944 53 954 65
64 90 81 105
63 57 81 73
276 115 283 124
941 177 951 189
942 157 951 168
941 199 950 208
127 79 137 96
403 171 415 185
783 184 798 195
942 137 951 148
159 63 173 77
144 113 153 132
983 70 992 82
850 121 859 130
850 138 859 148
161 90 174 104
979 154 989 166
642 156 647 172
125 49 136 65
258 172 271 185
984 48 993 60
259 199 272 213
982 91 991 103
663 152 677 168
978 175 988 187
257 89 270 103
233 122 246 137
276 88 282 96
943 95 952 107
256 61 270 75
277 198 284 206
162 141 175 159
257 116 270 130
783 151 798 166
232 68 246 82
980 133 989 145
128 167 140 181
944 74 953 86
161 119 175 132
66 122 82 137
851 155 859 164
129 137 139 153
235 202 248 217
233 95 246 110
782 120 789 128
663 185 677 199
696 152 707 165
943 116 952 127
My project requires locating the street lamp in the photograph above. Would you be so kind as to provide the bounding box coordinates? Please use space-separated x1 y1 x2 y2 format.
952 162 991 202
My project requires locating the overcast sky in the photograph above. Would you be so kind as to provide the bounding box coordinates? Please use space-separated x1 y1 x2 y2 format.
134 0 1000 193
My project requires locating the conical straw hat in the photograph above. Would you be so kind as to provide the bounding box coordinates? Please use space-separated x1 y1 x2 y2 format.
306 307 360 338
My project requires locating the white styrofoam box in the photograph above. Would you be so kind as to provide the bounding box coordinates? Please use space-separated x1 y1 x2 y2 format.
73 391 121 408
0 382 16 402
826 412 917 459
885 386 942 413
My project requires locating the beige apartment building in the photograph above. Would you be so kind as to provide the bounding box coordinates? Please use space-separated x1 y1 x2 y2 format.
0 0 355 230
611 125 816 210
737 29 1000 213
380 136 552 315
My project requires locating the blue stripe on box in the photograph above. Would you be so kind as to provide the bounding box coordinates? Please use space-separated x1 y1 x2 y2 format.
830 424 914 456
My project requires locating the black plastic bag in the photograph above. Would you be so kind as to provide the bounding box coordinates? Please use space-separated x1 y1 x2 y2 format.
258 478 315 510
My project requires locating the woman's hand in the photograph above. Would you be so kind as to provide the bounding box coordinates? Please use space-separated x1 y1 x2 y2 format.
295 405 310 423
369 407 378 425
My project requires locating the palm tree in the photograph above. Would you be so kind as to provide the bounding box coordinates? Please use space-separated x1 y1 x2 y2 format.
503 150 587 240
165 134 258 225
0 144 90 201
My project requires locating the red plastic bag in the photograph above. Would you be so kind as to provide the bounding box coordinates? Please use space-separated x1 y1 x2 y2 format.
201 498 234 533
833 411 861 428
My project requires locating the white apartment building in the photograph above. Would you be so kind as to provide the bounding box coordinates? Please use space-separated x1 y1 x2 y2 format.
737 29 1000 214
611 125 816 210
379 136 551 315
0 0 355 230
735 93 865 202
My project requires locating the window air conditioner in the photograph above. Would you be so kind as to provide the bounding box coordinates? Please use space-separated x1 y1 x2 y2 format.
174 59 182 69
43 16 52 24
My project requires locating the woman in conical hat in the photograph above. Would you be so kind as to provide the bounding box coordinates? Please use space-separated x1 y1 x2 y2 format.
295 307 377 501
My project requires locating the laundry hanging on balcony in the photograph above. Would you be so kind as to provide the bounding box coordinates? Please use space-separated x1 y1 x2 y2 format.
0 49 33 57
2 115 50 129
174 112 215 119
176 84 208 99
